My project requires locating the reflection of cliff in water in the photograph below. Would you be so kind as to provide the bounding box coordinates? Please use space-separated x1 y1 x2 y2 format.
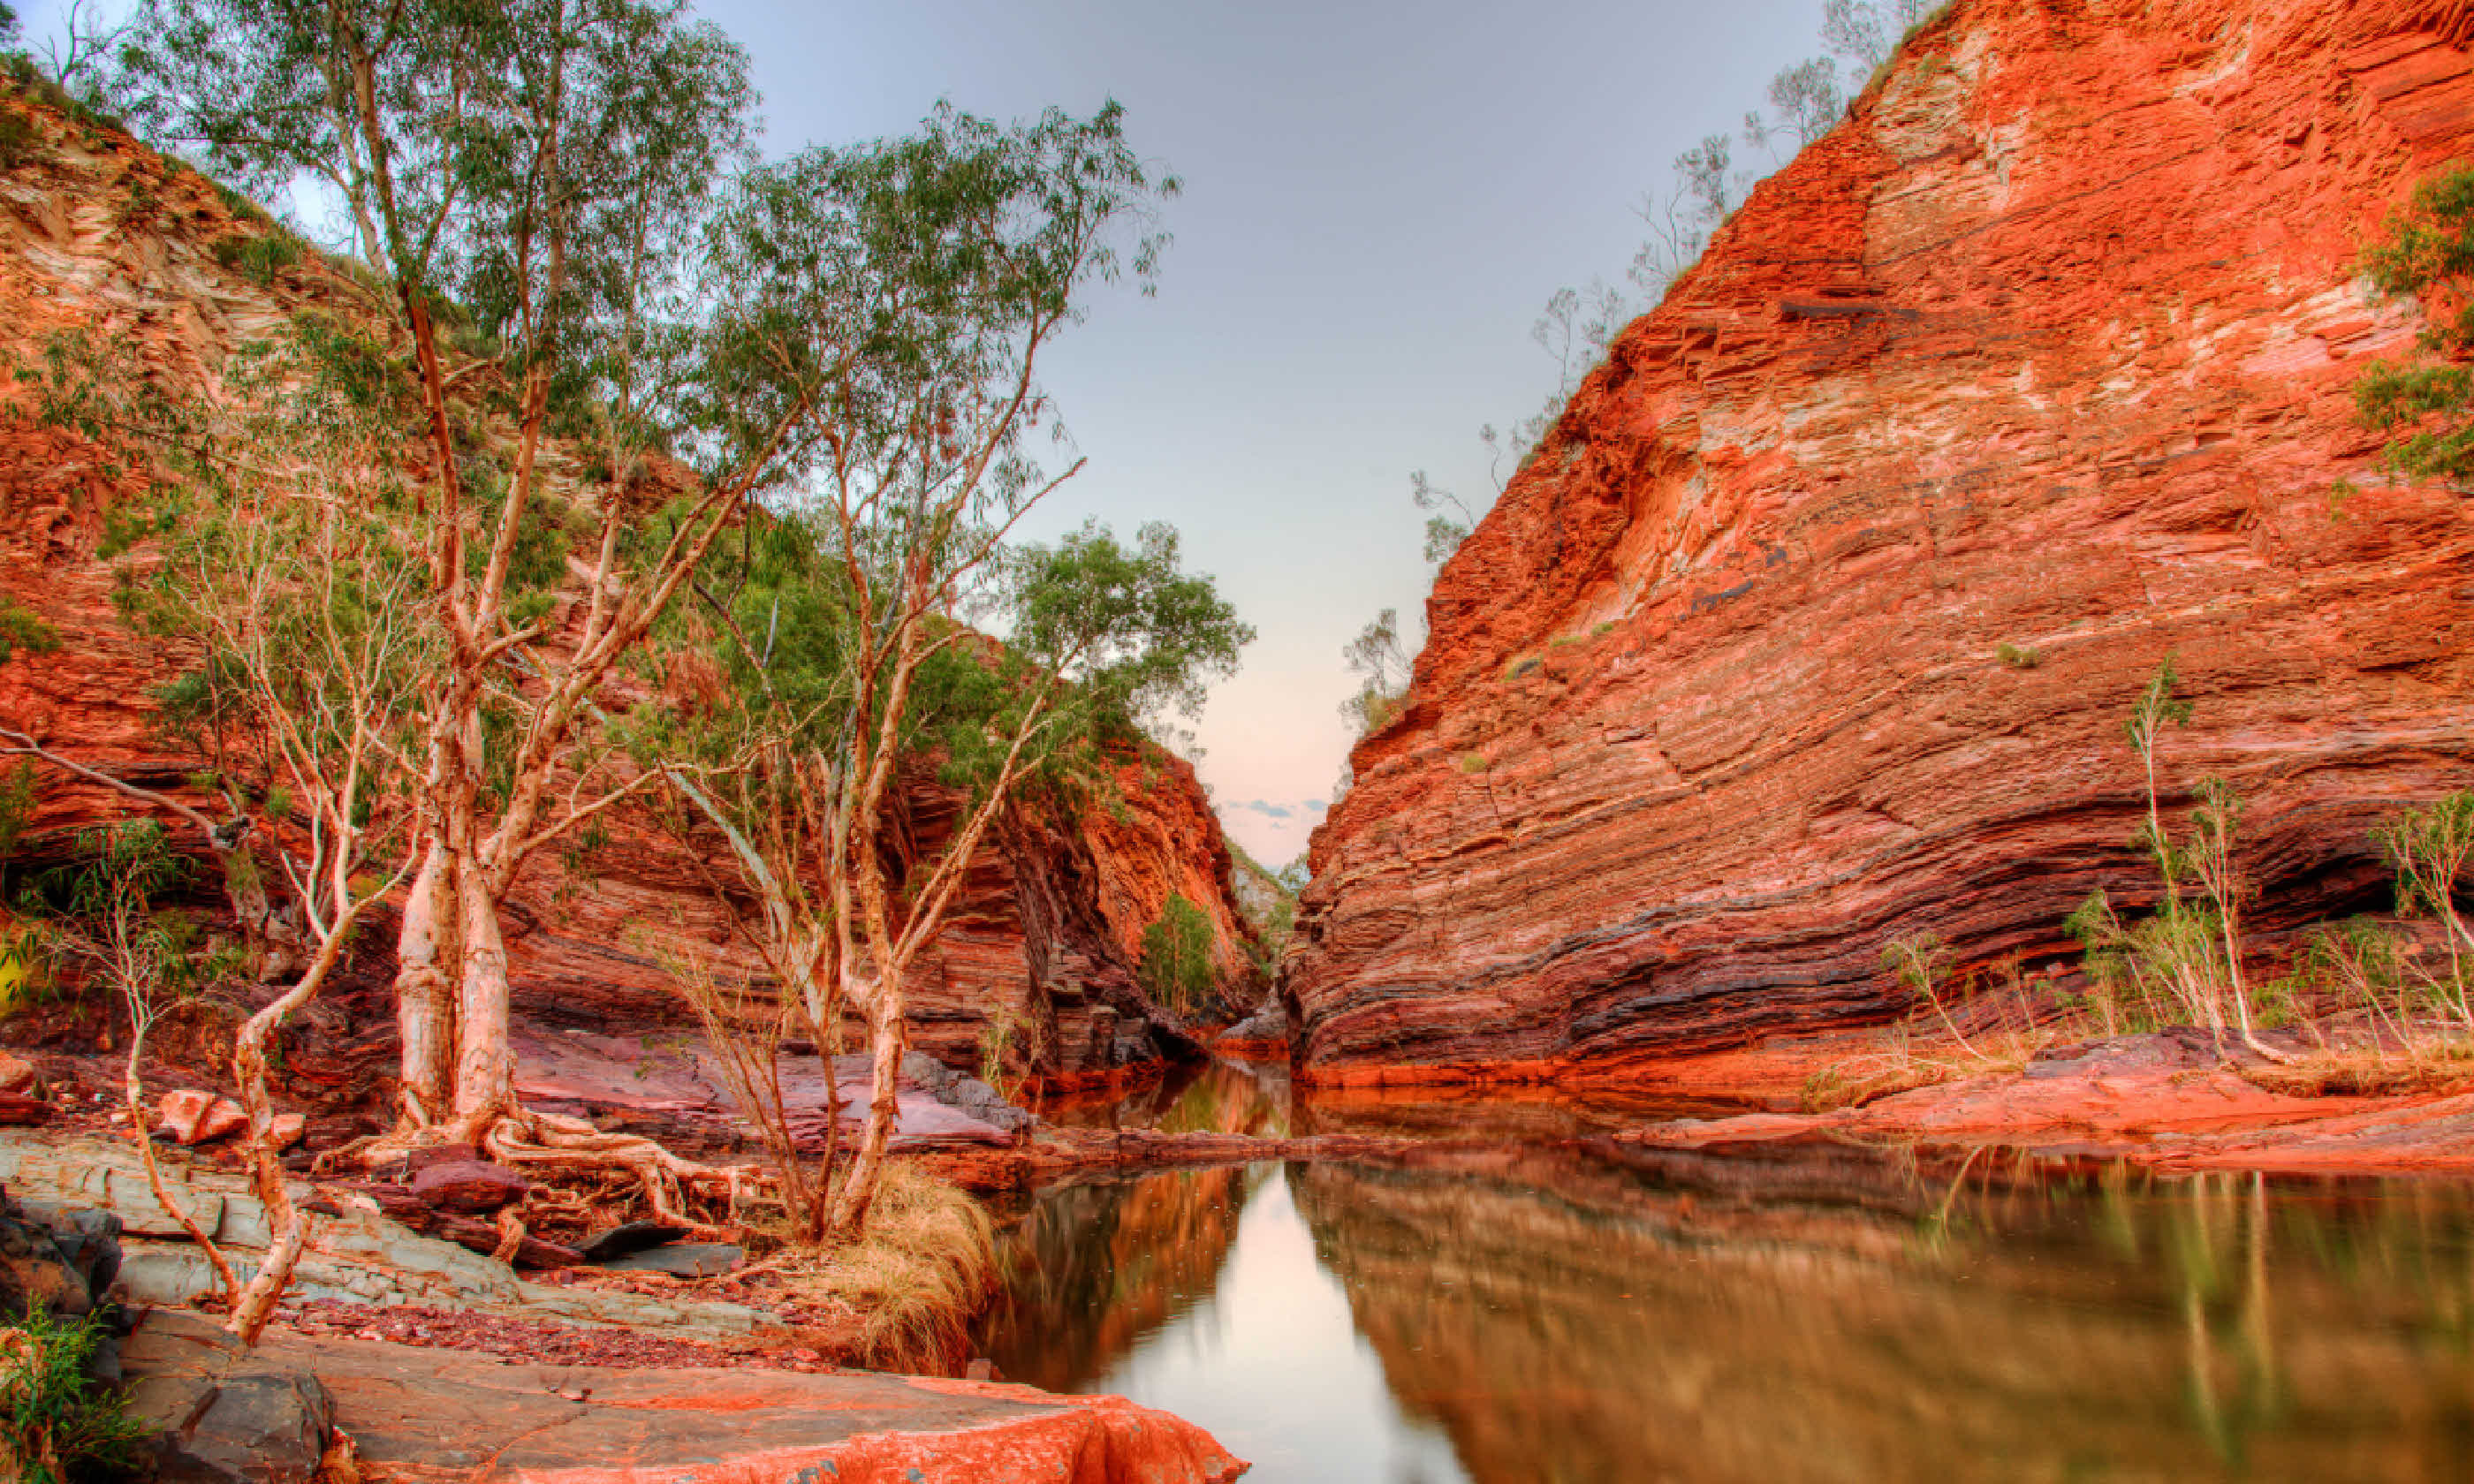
1289 1145 2474 1484
1029 1057 1292 1135
1028 1053 1742 1140
976 1161 1264 1392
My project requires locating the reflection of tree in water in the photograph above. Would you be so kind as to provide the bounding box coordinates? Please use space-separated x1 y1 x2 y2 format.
975 1162 1270 1391
1028 1058 1291 1135
1284 1147 2474 1484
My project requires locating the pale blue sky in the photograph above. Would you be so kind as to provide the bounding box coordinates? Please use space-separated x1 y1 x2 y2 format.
20 0 1841 867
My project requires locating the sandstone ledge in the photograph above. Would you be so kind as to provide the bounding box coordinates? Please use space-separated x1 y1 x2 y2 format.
125 1309 1248 1484
1621 1034 2474 1176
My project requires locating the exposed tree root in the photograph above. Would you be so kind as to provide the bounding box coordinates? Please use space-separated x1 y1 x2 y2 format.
489 1207 527 1264
340 1105 765 1241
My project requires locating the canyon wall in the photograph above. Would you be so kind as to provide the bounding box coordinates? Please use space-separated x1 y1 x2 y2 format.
1292 0 2474 1078
0 84 1256 1078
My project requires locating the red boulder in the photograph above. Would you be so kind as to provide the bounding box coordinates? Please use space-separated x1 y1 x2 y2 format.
408 1160 535 1215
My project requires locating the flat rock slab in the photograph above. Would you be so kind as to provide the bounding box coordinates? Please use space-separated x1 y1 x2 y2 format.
126 1310 1247 1484
126 1329 335 1484
0 1134 777 1338
512 1034 1031 1146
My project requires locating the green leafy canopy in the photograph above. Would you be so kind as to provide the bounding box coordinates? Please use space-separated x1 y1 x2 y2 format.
2356 165 2474 482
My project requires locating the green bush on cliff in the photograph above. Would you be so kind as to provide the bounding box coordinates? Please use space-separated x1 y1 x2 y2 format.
2356 166 2474 482
0 601 58 664
1138 893 1218 1014
0 107 36 172
209 230 300 286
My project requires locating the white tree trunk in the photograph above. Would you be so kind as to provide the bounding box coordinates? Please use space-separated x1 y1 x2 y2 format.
392 843 456 1125
828 981 905 1233
450 866 517 1135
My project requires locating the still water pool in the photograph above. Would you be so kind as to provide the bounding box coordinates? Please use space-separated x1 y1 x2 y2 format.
979 1074 2474 1482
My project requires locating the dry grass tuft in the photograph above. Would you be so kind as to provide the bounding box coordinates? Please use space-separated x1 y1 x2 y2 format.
2237 1039 2474 1099
753 1163 996 1374
1802 1034 2031 1113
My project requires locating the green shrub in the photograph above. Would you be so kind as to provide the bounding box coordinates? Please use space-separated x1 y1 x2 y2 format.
1137 893 1217 1014
209 232 301 287
2355 167 2474 481
0 759 33 865
0 602 58 665
1994 641 2041 670
1 1306 152 1484
1456 752 1487 774
208 180 271 226
1503 654 1543 681
0 109 37 171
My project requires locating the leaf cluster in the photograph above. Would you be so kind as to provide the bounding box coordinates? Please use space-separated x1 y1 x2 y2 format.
2355 167 2474 481
0 1306 152 1484
0 602 58 665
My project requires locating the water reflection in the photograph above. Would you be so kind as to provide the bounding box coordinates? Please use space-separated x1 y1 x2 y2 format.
1027 1054 1743 1142
1028 1056 1294 1136
979 1140 2474 1482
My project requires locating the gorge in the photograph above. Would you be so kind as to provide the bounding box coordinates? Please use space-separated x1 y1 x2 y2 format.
5 0 2474 1480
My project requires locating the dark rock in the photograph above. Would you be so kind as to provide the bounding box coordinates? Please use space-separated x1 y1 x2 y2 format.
302 1112 383 1153
594 1242 742 1278
0 1195 124 1381
407 1159 534 1214
142 1369 333 1484
0 1090 56 1125
1112 1024 1160 1067
18 1200 123 1299
432 1215 584 1271
901 1049 960 1096
575 1220 689 1263
0 1206 93 1318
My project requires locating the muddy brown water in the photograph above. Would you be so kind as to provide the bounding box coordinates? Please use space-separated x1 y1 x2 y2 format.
978 1060 2474 1482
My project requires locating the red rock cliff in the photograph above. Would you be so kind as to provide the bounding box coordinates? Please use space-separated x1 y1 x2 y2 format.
0 87 1256 1078
1291 0 2474 1079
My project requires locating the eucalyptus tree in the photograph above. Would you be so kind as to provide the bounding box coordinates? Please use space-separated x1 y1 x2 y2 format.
656 103 1244 1232
6 312 436 1339
125 0 764 1143
144 435 436 1344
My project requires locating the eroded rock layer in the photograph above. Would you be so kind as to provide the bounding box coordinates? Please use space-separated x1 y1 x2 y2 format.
0 87 1256 1079
1293 0 2474 1077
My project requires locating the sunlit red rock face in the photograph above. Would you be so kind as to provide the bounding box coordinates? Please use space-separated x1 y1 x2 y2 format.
0 90 1254 1079
1292 0 2474 1079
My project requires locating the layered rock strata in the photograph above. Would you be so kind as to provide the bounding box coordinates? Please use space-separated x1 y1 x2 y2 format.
0 83 1255 1079
1292 0 2474 1079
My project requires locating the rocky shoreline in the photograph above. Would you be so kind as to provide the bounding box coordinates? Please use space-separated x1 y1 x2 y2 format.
12 1022 2474 1480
